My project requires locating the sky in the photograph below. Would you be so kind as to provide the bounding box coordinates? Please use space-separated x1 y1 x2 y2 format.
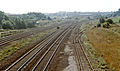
0 0 119 14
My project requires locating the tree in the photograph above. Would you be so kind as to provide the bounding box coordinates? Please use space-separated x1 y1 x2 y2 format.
48 17 51 20
0 11 49 29
106 19 114 24
0 24 2 29
14 18 27 29
105 17 108 19
2 20 13 29
0 11 9 24
99 17 105 23
26 20 35 28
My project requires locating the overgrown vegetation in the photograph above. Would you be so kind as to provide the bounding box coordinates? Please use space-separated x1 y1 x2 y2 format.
95 8 120 28
97 17 114 28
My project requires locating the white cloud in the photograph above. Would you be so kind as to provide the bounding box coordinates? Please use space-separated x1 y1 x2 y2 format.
0 0 119 14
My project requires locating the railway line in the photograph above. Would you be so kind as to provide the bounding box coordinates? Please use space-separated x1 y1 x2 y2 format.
25 26 71 71
0 24 61 47
72 24 94 71
5 24 72 71
1 22 98 71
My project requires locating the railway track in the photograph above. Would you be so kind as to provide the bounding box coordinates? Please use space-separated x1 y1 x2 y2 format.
72 25 94 71
25 26 71 71
5 24 71 71
0 24 61 47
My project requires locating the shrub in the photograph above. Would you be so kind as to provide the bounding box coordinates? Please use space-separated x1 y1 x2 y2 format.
106 19 114 24
99 17 105 23
102 22 110 28
119 20 120 23
97 24 101 27
105 17 108 19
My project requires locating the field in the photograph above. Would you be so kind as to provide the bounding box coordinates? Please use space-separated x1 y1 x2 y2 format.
85 24 120 71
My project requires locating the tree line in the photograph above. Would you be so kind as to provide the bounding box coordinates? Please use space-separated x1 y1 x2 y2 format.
0 11 51 29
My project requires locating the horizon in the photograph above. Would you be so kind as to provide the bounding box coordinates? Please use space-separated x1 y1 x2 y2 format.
3 11 116 14
0 0 119 14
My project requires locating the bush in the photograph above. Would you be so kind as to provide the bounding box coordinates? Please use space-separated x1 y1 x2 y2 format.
99 17 105 23
105 17 108 19
102 22 110 28
2 21 13 29
119 20 120 23
97 24 101 27
106 19 114 24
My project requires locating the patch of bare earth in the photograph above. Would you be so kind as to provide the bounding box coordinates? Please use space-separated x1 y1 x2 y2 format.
63 42 78 71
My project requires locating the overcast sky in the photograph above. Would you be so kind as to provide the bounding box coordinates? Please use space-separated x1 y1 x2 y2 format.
0 0 119 14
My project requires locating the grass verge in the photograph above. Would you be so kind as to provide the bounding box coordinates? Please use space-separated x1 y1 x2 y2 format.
80 22 111 71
